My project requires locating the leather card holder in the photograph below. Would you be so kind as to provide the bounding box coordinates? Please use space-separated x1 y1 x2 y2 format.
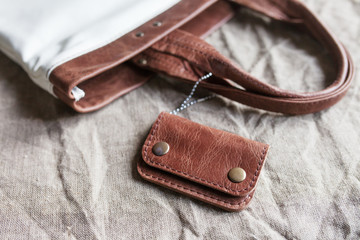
137 112 269 211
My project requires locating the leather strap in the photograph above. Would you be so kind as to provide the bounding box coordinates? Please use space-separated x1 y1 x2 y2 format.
133 0 354 115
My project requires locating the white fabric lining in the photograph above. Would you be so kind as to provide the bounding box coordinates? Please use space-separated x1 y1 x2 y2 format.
0 0 180 97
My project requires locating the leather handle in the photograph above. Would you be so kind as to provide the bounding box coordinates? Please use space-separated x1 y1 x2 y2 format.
133 0 354 115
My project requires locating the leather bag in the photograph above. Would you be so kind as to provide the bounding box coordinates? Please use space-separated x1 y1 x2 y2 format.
49 0 354 114
46 0 356 211
0 0 355 211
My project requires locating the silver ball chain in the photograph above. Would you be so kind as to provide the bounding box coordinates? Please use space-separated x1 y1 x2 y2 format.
169 72 215 115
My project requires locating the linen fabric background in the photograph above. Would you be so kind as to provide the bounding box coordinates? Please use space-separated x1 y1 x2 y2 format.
0 0 359 239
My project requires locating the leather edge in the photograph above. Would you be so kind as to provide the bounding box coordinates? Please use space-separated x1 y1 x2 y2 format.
49 0 217 98
137 158 254 211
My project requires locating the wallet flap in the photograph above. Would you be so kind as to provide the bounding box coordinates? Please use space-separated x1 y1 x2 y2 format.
142 112 269 197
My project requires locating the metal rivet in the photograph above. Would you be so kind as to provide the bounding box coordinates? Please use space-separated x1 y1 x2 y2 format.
152 142 170 156
153 21 162 27
135 32 144 37
138 58 147 65
228 167 246 183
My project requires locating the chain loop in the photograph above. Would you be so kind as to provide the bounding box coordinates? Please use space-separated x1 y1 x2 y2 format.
169 73 214 115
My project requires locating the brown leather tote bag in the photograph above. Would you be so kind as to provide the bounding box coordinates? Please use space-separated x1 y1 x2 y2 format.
9 0 354 212
50 0 354 114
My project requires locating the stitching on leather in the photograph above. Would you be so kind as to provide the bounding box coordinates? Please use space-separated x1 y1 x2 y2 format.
139 53 197 79
152 41 348 110
160 37 298 98
147 57 191 77
143 50 347 109
138 167 251 207
162 35 219 52
143 51 345 111
142 50 346 111
138 52 191 74
143 113 268 194
152 36 350 110
160 35 293 96
164 31 347 99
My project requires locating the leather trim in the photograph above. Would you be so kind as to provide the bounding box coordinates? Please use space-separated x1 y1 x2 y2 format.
50 0 217 99
49 0 234 112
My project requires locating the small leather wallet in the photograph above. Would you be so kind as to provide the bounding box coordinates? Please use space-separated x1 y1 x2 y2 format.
137 112 269 211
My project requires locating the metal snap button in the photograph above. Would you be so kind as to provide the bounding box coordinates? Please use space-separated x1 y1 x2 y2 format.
228 167 246 183
152 142 170 156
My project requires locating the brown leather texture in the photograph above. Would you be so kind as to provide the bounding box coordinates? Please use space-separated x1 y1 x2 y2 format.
137 112 269 211
133 0 354 115
49 0 234 112
48 0 354 115
53 63 152 112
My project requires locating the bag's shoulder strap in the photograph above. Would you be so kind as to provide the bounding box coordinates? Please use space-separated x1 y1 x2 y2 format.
133 0 354 115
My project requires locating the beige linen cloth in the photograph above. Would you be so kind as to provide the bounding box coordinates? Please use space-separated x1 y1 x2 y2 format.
0 0 359 239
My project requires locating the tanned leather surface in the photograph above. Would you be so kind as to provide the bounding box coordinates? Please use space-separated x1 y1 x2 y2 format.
133 0 354 115
49 0 233 112
53 63 152 112
137 112 269 211
49 0 354 115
